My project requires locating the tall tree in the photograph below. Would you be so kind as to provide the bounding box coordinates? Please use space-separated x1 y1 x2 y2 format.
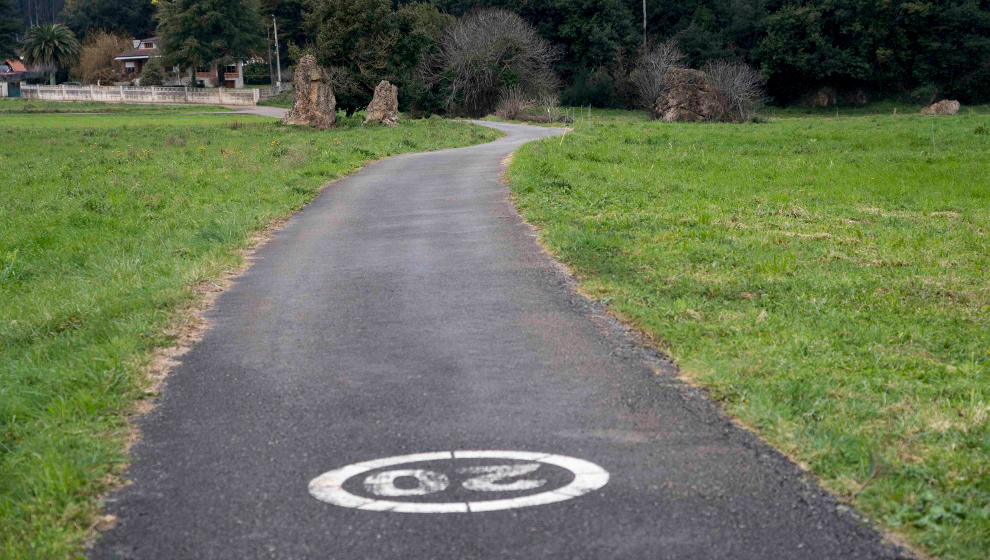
22 23 81 84
305 0 394 112
157 0 265 87
1 0 23 59
62 0 156 42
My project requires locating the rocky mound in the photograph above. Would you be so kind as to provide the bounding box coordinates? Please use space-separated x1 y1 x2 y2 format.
283 54 336 129
651 67 722 122
920 99 960 115
364 80 399 127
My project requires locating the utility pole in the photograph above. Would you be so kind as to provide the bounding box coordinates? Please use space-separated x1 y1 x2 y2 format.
642 0 647 46
266 26 275 88
272 15 282 89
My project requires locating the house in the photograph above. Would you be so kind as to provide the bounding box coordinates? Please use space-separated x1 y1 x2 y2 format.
0 59 27 97
114 37 245 88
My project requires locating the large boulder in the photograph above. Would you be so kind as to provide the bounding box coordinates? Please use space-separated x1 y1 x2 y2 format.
920 99 960 115
364 80 399 126
283 54 336 129
652 67 722 122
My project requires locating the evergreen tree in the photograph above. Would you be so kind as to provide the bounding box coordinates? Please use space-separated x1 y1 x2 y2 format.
157 0 265 88
0 0 22 60
62 0 156 42
139 54 164 85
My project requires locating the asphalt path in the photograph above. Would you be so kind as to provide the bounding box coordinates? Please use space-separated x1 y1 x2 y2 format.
92 121 908 559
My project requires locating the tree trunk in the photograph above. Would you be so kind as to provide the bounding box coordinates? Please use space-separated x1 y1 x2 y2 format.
217 64 224 90
49 68 56 85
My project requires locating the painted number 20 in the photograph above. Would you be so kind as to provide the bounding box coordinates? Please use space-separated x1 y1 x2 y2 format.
363 463 545 497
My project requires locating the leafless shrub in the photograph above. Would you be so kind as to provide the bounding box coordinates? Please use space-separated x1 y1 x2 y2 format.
71 30 132 84
424 8 559 117
703 59 764 122
630 39 684 110
495 87 529 120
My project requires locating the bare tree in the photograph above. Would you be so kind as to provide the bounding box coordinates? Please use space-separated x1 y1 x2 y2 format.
702 59 764 122
630 39 684 110
423 8 559 117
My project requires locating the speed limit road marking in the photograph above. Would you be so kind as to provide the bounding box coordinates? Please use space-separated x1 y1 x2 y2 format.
308 450 609 513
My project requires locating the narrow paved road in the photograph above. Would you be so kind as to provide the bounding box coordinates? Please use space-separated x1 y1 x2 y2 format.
92 122 907 559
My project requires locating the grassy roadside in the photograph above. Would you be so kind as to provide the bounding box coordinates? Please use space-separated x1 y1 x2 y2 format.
0 105 501 557
507 109 989 559
0 99 231 113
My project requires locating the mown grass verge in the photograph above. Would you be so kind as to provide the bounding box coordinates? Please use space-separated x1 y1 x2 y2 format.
0 99 231 114
0 108 500 557
507 109 989 559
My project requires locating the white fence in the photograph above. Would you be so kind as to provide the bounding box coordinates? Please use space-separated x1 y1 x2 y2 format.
19 84 261 106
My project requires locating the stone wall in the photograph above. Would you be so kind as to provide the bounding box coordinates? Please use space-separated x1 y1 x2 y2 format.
18 85 261 106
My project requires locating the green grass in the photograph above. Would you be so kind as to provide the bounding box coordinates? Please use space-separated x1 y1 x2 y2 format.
0 98 231 114
257 90 294 108
0 110 500 557
508 109 989 559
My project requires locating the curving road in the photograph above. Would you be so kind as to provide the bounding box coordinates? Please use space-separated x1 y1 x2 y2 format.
92 121 908 559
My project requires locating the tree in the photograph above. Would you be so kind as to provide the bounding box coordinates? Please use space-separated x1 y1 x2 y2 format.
70 29 131 83
62 0 156 42
22 23 81 84
157 0 265 88
305 0 394 114
388 2 451 111
0 0 22 60
139 54 164 85
425 8 559 116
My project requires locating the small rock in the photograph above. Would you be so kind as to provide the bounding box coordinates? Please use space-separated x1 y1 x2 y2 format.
283 54 337 129
364 80 400 127
920 99 960 115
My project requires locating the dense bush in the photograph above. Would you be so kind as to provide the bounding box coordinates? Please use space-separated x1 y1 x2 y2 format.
139 55 164 86
561 68 624 108
243 62 270 85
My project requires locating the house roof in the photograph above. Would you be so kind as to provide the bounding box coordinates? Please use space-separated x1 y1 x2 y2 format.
114 38 160 61
1 59 27 73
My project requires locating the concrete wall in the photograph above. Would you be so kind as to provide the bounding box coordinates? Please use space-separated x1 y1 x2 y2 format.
20 84 261 106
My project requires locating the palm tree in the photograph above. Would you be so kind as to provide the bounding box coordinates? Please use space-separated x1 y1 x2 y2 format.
22 24 81 85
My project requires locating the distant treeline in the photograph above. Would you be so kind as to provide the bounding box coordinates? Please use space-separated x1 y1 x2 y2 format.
9 0 990 106
424 1 990 106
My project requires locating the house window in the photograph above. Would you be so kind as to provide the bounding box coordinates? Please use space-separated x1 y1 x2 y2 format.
125 61 136 73
225 64 237 74
196 66 208 73
142 42 155 49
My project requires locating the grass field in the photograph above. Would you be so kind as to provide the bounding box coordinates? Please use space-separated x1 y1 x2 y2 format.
0 98 231 113
508 109 989 559
0 102 500 557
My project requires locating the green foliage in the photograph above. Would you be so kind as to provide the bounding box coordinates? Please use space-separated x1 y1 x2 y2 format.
0 0 21 60
388 2 451 112
156 0 266 85
62 0 156 42
0 103 500 556
304 0 393 113
139 55 164 86
561 67 623 108
21 24 81 85
242 61 270 85
509 107 990 560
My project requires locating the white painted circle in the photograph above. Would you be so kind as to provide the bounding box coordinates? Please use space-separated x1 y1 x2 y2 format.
308 450 609 513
